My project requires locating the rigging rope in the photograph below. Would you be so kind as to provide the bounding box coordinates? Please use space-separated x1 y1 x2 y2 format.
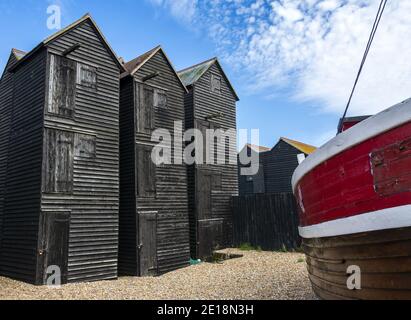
338 0 387 133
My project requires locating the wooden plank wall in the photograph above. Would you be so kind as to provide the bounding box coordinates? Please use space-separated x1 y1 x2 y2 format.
188 63 238 258
183 88 197 258
232 193 301 251
129 50 190 274
0 53 18 256
118 76 137 275
238 147 265 196
263 141 301 194
42 19 121 283
0 50 47 283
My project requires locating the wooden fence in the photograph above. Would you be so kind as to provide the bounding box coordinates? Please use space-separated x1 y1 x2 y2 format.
232 193 301 251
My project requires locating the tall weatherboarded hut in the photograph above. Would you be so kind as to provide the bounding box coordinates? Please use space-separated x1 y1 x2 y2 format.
119 46 190 276
262 138 317 194
0 14 124 285
178 58 239 259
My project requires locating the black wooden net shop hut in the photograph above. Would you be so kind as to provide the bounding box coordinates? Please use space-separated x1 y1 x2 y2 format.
177 58 239 260
0 14 125 285
0 49 25 267
119 46 190 276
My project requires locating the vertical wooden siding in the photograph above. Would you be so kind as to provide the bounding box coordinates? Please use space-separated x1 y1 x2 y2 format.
0 51 47 283
42 20 121 283
232 193 301 251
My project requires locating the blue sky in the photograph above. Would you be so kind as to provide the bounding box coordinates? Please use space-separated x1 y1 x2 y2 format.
1 0 409 149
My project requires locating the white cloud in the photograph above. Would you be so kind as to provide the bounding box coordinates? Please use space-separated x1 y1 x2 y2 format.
150 0 411 116
148 0 198 24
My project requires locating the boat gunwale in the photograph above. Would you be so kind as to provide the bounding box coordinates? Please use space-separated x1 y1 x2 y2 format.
292 97 411 192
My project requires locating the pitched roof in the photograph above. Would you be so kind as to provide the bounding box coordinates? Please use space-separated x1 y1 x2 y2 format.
246 144 271 153
122 46 188 93
1 50 18 82
178 58 216 87
178 58 240 101
12 49 26 60
280 137 317 155
122 46 161 76
9 14 125 72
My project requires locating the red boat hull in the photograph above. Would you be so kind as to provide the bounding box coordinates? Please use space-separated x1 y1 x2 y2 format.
293 101 411 299
296 121 411 229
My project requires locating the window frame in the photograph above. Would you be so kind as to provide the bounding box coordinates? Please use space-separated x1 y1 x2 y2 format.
74 133 97 159
154 89 168 109
210 74 222 94
77 63 98 91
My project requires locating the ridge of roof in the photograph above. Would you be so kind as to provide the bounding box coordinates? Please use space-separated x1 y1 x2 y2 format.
177 58 239 101
122 45 161 76
280 137 317 155
9 13 125 72
246 143 271 153
122 46 188 93
178 57 217 75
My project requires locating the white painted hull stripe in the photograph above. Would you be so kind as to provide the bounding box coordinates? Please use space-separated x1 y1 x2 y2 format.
292 98 411 191
299 204 411 239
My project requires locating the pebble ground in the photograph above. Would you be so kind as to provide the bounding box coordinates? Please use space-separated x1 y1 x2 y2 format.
0 249 316 300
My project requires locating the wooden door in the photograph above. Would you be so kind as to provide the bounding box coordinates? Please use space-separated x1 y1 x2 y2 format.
136 144 156 198
136 84 155 134
197 170 212 220
43 129 74 194
196 169 224 258
139 211 158 276
43 212 70 284
48 54 76 118
198 219 224 259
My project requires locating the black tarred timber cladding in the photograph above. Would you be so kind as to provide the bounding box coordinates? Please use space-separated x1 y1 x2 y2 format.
0 15 123 284
179 60 239 259
238 146 265 196
232 193 301 251
238 140 313 196
0 50 46 283
262 140 305 194
119 47 190 276
0 51 20 260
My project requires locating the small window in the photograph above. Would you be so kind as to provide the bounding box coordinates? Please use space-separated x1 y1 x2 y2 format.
48 55 76 118
211 75 221 93
77 64 97 90
75 134 96 158
154 89 167 109
43 129 74 193
137 144 156 198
